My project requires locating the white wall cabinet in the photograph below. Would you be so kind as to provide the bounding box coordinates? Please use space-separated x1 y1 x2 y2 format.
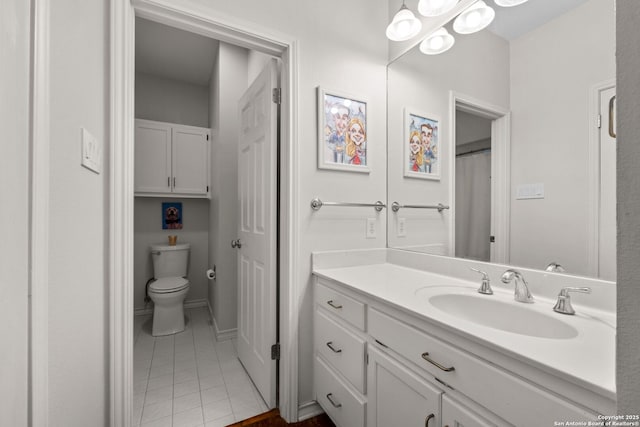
313 276 602 427
135 119 210 198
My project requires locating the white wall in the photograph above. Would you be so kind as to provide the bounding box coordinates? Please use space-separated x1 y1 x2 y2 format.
0 0 30 424
509 0 615 275
616 0 640 414
135 72 210 127
208 42 249 334
133 198 210 310
387 29 510 252
48 0 109 424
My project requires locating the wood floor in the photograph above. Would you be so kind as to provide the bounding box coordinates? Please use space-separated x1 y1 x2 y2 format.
228 409 335 427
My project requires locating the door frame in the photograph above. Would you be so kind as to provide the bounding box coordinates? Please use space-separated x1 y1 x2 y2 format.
449 92 510 264
110 1 300 425
587 79 616 278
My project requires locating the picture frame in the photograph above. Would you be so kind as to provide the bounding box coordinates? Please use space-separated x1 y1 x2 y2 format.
317 87 370 173
403 108 441 180
162 202 183 230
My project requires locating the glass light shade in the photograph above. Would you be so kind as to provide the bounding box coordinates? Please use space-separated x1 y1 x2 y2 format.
494 0 529 6
419 28 455 55
386 4 423 41
453 1 495 34
418 0 459 17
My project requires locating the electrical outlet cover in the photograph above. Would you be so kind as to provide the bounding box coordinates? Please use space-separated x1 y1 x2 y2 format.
81 127 101 174
366 218 376 239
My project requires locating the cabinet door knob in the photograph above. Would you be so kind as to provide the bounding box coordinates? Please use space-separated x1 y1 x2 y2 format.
425 413 435 427
327 300 343 309
326 341 342 353
326 393 342 408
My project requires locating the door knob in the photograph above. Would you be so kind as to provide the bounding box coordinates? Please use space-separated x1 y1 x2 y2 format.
231 239 242 249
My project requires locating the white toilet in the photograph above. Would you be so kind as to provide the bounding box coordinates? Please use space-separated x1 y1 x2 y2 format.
149 243 191 336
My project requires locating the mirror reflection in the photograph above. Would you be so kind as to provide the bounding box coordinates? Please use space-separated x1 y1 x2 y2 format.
387 0 616 280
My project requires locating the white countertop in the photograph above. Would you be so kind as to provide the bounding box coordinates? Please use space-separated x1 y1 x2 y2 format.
313 262 616 400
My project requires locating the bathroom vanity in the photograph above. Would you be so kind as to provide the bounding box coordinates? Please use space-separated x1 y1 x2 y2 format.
312 249 616 427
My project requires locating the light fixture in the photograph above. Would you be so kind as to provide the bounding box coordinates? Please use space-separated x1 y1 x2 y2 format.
453 0 495 34
386 2 423 41
494 0 529 6
418 0 459 17
419 27 455 54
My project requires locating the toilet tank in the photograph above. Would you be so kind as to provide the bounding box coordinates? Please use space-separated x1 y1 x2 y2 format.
151 243 190 278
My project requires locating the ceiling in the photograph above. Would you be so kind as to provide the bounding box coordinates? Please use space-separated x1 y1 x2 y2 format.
486 0 590 40
135 18 219 86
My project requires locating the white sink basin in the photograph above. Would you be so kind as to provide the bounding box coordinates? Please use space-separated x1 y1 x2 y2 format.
426 293 578 339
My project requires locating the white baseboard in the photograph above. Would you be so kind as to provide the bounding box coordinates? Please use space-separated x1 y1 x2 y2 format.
297 401 324 421
212 315 237 342
134 299 209 317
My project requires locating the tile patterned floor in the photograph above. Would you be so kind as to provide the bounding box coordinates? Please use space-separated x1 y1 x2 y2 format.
133 307 269 427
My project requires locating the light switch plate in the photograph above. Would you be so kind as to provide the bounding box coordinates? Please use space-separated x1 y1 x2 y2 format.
366 218 376 239
516 182 544 199
81 127 101 174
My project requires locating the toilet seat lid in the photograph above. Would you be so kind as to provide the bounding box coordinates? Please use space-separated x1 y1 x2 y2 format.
149 277 189 293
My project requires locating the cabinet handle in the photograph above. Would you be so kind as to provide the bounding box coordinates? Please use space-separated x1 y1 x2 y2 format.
173 177 176 187
167 177 170 187
326 393 342 408
421 352 455 372
425 413 435 427
327 300 343 309
326 341 342 353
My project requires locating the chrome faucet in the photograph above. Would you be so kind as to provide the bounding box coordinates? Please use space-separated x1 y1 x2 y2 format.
553 287 591 315
470 267 493 295
501 269 534 303
545 262 565 273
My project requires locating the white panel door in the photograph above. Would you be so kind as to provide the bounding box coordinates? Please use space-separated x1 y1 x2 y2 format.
237 59 278 407
172 125 210 195
134 120 172 193
599 86 616 281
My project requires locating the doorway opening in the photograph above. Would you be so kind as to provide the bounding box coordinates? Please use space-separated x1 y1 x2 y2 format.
111 3 299 425
450 93 510 264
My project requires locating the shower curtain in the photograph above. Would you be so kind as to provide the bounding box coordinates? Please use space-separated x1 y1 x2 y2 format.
455 151 491 261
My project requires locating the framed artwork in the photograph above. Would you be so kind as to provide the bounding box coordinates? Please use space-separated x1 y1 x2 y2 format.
162 202 183 230
404 108 441 180
317 87 370 173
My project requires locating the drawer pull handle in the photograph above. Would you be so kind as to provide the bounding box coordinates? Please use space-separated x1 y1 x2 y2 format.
327 300 343 309
326 341 342 353
425 413 435 427
421 352 455 372
326 393 342 408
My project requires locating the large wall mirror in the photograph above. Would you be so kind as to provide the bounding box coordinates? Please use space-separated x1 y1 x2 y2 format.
387 0 616 280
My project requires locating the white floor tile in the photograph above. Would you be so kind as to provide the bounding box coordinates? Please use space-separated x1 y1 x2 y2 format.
134 308 266 427
172 406 204 427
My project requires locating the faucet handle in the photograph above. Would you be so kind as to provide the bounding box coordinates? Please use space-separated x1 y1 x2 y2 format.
553 287 591 315
470 267 493 295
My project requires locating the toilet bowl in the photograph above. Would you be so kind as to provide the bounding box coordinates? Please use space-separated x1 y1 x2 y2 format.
148 277 190 336
149 243 191 336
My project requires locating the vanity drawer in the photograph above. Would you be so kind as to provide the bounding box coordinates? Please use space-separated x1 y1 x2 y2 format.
316 280 366 331
368 308 599 427
315 308 367 393
315 355 366 427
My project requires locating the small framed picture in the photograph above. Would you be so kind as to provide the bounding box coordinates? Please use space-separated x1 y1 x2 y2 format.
404 108 441 180
162 202 183 230
317 87 370 173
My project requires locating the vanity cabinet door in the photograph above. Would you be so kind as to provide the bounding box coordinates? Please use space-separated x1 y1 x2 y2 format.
442 395 508 427
367 346 441 427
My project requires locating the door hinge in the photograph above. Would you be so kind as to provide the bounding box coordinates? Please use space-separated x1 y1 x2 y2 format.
365 352 369 365
271 343 280 360
597 114 602 129
272 88 281 105
489 235 495 243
